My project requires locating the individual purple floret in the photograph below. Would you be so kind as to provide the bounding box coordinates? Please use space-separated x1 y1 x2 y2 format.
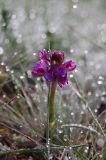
32 50 76 87
38 50 50 61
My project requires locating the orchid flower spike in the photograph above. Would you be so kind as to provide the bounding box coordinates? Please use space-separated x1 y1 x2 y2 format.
32 50 76 87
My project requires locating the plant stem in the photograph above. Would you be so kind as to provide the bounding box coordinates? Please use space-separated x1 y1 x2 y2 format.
49 82 57 124
46 81 57 159
47 81 57 140
0 144 88 157
62 124 101 136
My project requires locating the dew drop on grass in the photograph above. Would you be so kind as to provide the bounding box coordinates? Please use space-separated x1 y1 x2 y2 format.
0 47 4 55
5 66 10 72
33 52 37 56
10 70 14 74
81 111 84 115
1 62 5 66
70 49 74 53
70 74 73 78
97 80 103 85
73 4 77 9
84 50 88 55
57 128 63 134
94 109 98 113
3 94 6 98
63 135 68 141
71 112 74 116
20 75 25 79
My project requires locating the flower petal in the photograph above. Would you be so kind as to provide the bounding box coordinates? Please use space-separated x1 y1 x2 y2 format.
32 60 49 76
38 50 50 60
63 60 76 71
53 65 68 87
51 50 64 64
44 70 54 81
58 74 68 87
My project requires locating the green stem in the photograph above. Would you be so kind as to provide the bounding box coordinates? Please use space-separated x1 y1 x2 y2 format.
0 144 88 157
49 82 57 124
48 81 57 136
46 81 57 159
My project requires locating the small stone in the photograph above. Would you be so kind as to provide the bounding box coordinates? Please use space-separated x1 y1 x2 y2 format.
96 138 105 148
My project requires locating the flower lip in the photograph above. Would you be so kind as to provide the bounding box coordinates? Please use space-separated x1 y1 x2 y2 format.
58 77 68 87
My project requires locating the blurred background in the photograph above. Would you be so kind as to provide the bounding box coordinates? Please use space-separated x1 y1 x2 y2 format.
0 0 106 158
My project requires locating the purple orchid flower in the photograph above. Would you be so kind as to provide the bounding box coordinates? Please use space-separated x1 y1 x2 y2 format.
32 50 76 87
